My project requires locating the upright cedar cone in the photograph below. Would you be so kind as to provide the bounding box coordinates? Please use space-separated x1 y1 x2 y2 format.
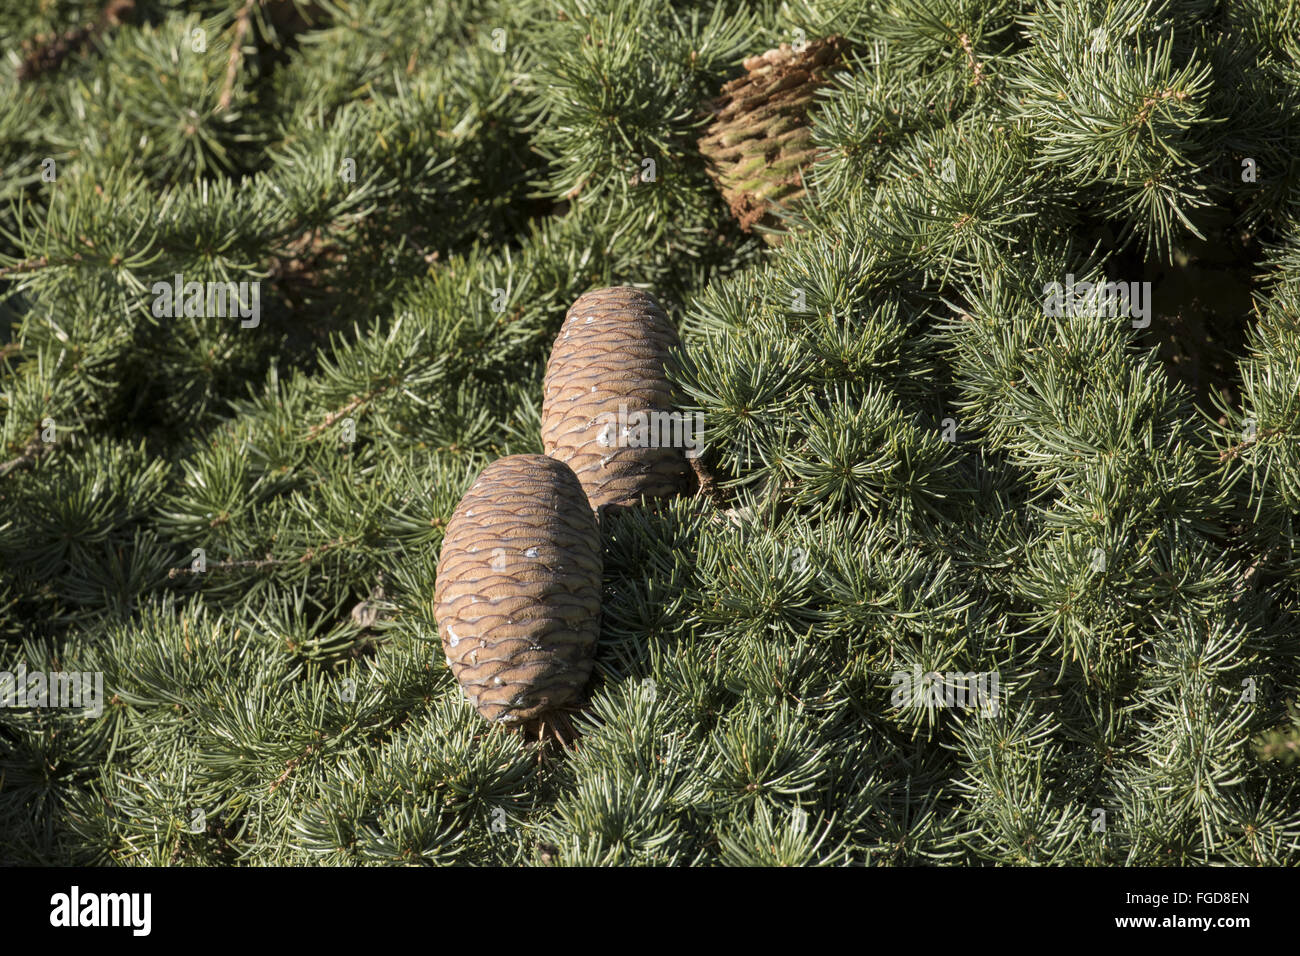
542 287 694 509
698 35 850 241
435 454 602 724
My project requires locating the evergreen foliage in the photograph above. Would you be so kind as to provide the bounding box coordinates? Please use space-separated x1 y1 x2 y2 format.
1 0 1298 865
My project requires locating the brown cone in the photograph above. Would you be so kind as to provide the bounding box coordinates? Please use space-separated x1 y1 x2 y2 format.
698 35 850 242
541 287 694 510
434 454 602 724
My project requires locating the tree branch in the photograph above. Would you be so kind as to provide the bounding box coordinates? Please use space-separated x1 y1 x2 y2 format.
217 0 259 113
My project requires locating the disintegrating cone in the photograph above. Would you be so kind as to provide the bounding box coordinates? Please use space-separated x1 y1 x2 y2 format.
434 454 602 724
698 35 850 242
541 287 694 510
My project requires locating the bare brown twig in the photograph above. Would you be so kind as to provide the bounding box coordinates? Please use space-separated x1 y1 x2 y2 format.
306 380 401 440
0 255 54 280
689 455 729 510
957 33 983 87
1218 426 1286 462
166 535 360 578
269 744 316 792
0 436 49 479
217 0 259 113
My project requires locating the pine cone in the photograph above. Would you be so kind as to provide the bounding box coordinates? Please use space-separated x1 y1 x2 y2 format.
698 36 850 241
542 287 694 510
434 454 602 724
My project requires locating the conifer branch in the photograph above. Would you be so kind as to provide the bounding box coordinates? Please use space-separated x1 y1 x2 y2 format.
218 0 259 113
689 454 729 510
4 0 1300 868
269 744 317 793
165 536 363 578
1218 424 1291 462
0 436 48 479
0 255 54 279
957 33 983 87
306 383 400 440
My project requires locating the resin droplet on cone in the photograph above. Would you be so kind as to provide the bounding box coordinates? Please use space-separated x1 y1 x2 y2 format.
434 454 602 723
542 287 693 509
